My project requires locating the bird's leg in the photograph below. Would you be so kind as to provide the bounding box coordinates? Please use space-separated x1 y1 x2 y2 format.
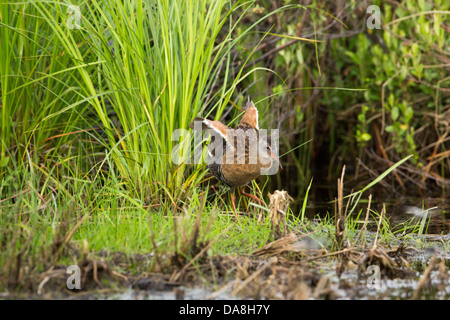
241 187 263 206
230 189 240 222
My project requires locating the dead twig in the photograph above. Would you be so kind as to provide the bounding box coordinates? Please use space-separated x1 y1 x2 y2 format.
412 256 440 300
229 257 277 297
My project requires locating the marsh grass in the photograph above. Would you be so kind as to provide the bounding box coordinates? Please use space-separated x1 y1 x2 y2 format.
2 0 240 202
0 151 440 293
1 1 445 296
0 0 291 291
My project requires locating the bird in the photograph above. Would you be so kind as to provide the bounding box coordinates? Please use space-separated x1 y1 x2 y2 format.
190 99 281 221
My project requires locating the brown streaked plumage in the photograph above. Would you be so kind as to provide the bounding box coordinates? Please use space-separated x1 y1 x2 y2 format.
190 99 281 220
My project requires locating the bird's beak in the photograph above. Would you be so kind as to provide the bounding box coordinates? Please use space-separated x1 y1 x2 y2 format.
270 151 282 170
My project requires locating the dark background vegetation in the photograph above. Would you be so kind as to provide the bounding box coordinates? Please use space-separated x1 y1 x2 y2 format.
220 0 449 201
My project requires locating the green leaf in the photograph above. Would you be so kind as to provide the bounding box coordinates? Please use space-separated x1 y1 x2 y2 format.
414 64 423 79
360 133 372 142
410 43 418 57
391 106 399 121
388 93 395 108
0 157 10 167
418 0 425 11
357 113 365 122
300 178 313 222
404 106 414 123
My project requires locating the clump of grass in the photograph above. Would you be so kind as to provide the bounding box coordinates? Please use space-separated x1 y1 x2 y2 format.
1 0 249 203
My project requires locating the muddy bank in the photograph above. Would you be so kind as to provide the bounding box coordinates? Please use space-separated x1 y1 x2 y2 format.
3 233 448 300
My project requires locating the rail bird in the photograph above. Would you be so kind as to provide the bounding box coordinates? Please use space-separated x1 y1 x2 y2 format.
190 100 281 220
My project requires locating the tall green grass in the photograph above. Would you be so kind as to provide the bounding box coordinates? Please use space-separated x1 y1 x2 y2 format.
1 2 90 168
1 0 260 204
0 0 299 290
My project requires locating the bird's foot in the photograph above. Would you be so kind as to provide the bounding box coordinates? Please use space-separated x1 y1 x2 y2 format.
241 188 264 207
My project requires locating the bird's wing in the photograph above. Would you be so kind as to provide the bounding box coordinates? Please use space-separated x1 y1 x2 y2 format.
190 117 233 150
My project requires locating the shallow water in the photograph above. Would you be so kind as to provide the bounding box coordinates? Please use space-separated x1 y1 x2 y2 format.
329 249 450 300
73 195 450 300
14 192 449 300
302 196 449 234
77 239 449 301
109 286 216 300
